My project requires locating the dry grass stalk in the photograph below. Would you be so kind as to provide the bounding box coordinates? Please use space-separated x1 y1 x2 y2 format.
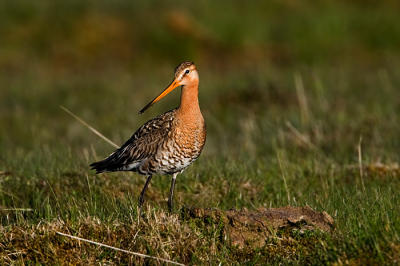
294 73 310 125
285 121 317 150
358 136 365 192
0 208 33 211
60 105 120 148
55 231 185 266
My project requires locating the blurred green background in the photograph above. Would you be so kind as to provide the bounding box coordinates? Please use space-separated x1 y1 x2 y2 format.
1 0 400 154
1 1 400 264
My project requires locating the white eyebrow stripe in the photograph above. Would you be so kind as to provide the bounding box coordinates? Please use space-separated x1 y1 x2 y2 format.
178 69 189 80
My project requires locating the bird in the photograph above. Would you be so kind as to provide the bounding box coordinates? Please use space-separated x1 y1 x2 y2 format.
90 61 206 212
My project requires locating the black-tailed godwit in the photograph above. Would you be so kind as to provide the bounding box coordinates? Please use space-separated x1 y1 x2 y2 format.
90 62 206 211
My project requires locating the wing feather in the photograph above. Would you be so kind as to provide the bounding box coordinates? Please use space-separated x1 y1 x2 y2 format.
90 109 176 173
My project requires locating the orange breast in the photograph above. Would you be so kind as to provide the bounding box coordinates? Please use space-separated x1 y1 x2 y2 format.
152 114 206 174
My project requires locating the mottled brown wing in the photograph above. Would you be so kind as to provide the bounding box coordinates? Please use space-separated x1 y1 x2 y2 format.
90 109 176 173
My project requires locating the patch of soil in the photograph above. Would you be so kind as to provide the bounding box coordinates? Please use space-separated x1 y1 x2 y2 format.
181 206 334 249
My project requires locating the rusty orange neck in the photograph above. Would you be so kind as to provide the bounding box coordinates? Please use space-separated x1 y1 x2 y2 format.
178 81 200 114
177 81 204 127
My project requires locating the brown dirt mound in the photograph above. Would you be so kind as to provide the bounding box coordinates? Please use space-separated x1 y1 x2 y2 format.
181 206 334 249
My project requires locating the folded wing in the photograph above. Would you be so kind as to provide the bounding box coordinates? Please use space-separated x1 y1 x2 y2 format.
90 109 176 173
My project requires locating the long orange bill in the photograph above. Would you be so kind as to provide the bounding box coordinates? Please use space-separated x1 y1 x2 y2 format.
139 79 181 114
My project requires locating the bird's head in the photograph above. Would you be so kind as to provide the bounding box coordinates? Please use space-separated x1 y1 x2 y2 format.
139 61 198 114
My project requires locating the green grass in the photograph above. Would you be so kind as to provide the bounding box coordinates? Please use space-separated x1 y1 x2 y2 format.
1 0 400 264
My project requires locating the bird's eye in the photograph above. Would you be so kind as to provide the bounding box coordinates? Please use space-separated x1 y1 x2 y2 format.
185 69 190 75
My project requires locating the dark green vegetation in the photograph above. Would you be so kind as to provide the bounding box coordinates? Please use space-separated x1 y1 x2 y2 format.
1 0 400 264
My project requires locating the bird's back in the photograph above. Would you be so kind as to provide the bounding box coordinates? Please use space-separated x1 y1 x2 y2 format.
90 109 177 174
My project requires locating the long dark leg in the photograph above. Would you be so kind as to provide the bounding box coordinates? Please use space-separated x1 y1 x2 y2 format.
168 173 178 212
138 175 152 208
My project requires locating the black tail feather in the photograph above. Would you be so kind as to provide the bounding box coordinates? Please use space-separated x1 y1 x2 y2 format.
90 158 116 174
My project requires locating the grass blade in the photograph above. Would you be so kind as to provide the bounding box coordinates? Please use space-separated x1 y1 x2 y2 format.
60 105 120 148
